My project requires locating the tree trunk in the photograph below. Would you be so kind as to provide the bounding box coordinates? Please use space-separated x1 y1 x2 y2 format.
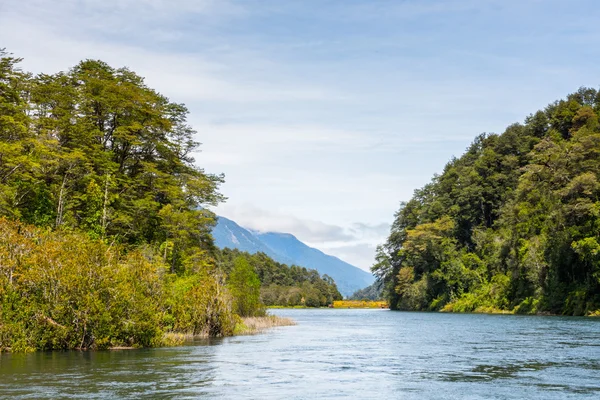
101 173 109 238
55 174 67 228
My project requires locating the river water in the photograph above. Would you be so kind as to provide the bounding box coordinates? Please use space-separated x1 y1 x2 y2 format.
1 309 599 399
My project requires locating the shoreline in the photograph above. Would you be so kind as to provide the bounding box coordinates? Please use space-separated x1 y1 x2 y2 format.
235 315 296 335
0 315 297 353
126 315 297 350
267 300 390 310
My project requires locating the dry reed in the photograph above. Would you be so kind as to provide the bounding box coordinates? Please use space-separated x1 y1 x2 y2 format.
237 315 296 335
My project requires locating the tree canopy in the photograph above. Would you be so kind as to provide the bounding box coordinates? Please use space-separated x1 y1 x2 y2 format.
218 248 342 307
0 50 334 351
375 87 600 316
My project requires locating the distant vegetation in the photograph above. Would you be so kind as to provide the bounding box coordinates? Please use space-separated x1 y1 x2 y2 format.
213 216 374 297
0 50 291 352
217 248 343 307
374 87 600 316
333 300 388 309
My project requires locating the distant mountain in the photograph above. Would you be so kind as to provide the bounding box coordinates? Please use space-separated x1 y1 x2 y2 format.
349 280 384 301
211 216 295 265
212 216 375 297
254 232 375 297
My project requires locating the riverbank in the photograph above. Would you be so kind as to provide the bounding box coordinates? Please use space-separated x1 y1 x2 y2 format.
235 315 296 335
267 305 336 309
333 300 389 309
159 315 296 347
2 314 296 353
441 301 600 317
268 300 390 309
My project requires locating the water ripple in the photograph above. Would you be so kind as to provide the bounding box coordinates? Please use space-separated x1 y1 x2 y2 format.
1 310 600 399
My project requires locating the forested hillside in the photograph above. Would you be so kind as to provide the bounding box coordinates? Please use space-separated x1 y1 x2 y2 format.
218 248 342 307
374 88 600 316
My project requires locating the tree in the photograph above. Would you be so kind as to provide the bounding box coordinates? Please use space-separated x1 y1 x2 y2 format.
228 257 263 317
377 87 600 315
0 51 240 351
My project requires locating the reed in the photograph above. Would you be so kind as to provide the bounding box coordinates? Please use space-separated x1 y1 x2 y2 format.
333 300 389 309
235 315 296 335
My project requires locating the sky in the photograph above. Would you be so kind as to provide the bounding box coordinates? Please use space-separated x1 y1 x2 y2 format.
1 0 599 271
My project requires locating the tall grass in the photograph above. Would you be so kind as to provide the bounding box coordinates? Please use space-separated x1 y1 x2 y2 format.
235 315 296 335
333 300 388 309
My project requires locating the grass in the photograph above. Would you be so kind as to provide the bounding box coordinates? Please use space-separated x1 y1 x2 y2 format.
266 305 314 309
333 300 389 309
157 315 297 347
441 305 513 314
160 333 190 347
234 315 296 335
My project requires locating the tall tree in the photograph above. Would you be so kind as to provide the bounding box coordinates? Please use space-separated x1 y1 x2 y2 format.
228 257 263 317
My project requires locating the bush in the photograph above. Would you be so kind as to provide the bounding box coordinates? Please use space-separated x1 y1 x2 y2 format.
0 218 237 351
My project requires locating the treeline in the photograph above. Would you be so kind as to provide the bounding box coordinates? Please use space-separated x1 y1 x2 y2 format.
0 50 269 351
217 248 342 307
374 87 600 316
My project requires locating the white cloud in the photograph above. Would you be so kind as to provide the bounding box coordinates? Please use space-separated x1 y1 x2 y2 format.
215 204 355 242
1 22 339 105
1 0 244 30
214 203 390 271
4 0 598 272
315 243 379 273
350 222 391 240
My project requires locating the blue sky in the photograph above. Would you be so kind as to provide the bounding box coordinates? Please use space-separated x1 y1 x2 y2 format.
1 0 599 271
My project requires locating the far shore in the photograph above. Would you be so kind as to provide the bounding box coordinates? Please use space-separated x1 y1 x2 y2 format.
267 300 389 309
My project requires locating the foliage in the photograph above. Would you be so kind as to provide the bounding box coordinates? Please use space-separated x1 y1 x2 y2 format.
0 49 223 265
0 218 236 351
228 257 264 317
333 300 388 309
217 248 342 307
0 51 242 351
375 87 600 316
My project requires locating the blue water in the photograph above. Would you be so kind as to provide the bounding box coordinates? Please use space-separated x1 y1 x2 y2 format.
1 309 600 399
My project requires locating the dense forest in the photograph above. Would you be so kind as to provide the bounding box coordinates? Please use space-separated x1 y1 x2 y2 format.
218 248 342 307
0 50 331 352
374 88 600 316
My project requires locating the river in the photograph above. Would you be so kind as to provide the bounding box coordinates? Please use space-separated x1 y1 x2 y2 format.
1 309 599 399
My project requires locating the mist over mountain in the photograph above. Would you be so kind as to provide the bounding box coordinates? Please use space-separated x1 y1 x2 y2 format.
212 217 374 297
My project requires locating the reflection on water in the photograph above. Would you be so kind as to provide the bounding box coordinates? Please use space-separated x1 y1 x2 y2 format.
1 310 600 399
442 362 558 381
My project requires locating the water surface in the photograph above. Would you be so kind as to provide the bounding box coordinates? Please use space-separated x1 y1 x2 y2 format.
1 309 599 399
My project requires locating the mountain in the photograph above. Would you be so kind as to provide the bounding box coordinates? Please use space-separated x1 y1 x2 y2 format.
212 217 375 297
211 216 294 265
254 232 375 296
349 280 384 301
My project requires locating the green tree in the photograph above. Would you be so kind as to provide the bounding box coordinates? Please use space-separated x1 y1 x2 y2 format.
376 87 600 315
228 257 264 317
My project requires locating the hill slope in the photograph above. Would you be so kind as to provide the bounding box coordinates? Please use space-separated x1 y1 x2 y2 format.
255 232 375 297
212 217 374 296
212 217 295 265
